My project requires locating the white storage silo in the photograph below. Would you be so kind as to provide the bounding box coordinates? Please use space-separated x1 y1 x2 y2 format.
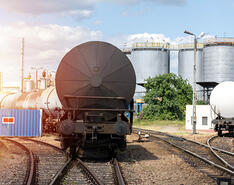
131 42 170 99
178 47 203 99
203 38 234 83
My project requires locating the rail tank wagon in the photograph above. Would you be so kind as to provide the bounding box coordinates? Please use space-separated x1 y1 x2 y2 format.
210 81 234 136
0 86 62 131
56 41 136 153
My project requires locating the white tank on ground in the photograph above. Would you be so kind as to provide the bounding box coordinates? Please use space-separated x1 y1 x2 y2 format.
0 86 62 117
210 81 234 118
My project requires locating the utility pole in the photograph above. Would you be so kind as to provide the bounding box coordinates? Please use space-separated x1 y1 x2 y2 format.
21 38 24 93
193 36 197 134
184 30 205 134
184 30 197 134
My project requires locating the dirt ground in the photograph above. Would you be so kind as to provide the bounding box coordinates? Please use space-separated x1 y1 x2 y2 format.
0 139 27 185
118 134 216 185
0 132 220 185
134 125 216 143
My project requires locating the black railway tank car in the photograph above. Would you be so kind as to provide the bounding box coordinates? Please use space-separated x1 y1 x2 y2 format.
56 41 136 152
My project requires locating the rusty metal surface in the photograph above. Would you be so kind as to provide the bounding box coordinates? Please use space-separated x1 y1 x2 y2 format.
0 87 62 117
55 41 136 112
113 158 126 185
64 95 126 100
76 158 104 185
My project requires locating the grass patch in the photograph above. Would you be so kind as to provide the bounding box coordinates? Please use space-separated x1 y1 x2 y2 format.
132 119 214 136
133 119 184 127
133 119 186 134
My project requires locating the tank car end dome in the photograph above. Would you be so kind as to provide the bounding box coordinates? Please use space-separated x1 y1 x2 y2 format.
55 41 136 110
210 81 234 118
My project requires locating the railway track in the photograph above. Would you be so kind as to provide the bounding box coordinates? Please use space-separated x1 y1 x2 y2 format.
3 138 37 185
133 128 234 182
7 138 68 185
2 137 125 185
50 156 126 185
207 135 234 171
23 139 126 184
210 135 234 153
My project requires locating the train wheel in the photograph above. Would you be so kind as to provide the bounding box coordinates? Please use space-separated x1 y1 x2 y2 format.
118 137 127 151
70 146 77 159
61 140 68 150
218 129 222 137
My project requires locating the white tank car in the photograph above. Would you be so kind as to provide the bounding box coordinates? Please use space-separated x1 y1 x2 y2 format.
210 81 234 136
39 87 62 117
0 87 62 132
0 93 22 109
0 86 62 116
210 81 234 118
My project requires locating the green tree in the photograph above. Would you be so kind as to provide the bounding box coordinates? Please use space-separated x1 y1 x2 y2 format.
196 100 207 105
142 73 192 120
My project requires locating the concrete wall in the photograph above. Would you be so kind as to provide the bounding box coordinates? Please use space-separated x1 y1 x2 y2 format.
185 105 215 130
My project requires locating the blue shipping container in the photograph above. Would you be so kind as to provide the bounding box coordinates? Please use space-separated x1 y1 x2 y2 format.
0 109 42 137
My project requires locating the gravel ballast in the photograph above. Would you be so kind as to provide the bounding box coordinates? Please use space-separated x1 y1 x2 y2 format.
118 134 216 185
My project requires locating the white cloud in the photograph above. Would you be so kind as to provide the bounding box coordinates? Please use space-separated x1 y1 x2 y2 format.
2 28 212 86
111 0 186 6
0 0 187 16
121 8 150 17
127 33 170 43
63 10 93 19
0 22 102 86
0 0 96 14
109 33 171 49
93 20 103 26
0 0 99 20
171 33 215 45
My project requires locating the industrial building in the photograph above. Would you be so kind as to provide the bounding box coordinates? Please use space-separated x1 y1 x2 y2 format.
185 105 215 130
124 37 234 106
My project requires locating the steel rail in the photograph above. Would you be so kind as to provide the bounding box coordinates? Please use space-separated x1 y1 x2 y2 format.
112 158 126 185
150 134 234 176
184 137 234 157
24 138 104 185
22 138 64 154
4 138 37 185
133 128 234 156
48 158 73 185
133 128 234 176
207 135 234 171
76 158 104 185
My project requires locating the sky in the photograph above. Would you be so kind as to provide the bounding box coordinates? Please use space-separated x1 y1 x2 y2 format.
0 0 234 86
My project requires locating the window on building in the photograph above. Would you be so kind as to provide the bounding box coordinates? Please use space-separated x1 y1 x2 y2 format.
202 117 208 125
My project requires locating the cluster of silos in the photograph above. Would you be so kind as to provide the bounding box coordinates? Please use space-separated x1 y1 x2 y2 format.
123 42 170 105
178 37 234 101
